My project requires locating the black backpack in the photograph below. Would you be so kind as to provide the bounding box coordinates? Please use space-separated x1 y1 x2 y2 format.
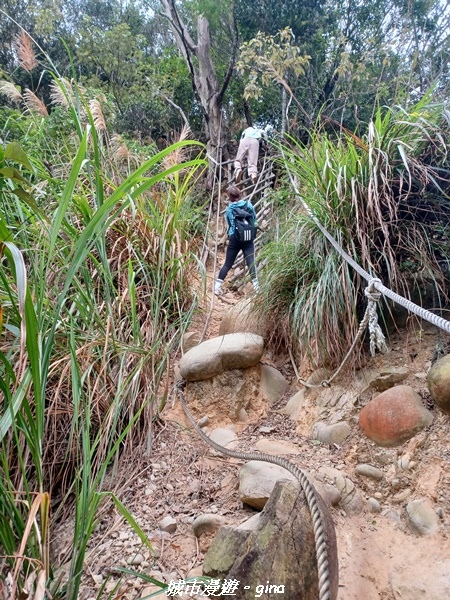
232 203 256 242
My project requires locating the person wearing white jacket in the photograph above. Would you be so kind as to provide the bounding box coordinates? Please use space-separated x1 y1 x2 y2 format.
233 126 267 184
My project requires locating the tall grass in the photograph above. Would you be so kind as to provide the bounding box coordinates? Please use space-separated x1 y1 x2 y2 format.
258 98 450 367
0 72 207 599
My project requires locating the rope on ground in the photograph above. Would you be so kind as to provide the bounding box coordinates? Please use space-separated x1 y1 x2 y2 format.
176 384 334 600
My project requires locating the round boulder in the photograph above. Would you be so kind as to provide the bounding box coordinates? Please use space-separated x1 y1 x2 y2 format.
179 333 264 381
359 385 433 447
427 354 450 413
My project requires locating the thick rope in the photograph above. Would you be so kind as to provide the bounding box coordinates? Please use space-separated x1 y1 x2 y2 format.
297 279 388 389
176 385 333 600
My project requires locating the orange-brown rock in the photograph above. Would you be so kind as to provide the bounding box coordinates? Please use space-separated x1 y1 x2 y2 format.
359 385 433 447
427 354 450 414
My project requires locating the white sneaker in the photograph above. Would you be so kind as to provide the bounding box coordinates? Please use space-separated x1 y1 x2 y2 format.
214 279 224 295
235 169 242 183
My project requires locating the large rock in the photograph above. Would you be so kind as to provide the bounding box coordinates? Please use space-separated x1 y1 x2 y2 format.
179 333 264 381
359 385 433 447
239 461 297 509
312 421 351 446
357 366 409 392
406 498 439 535
260 365 289 405
427 354 450 413
203 480 339 600
218 298 268 338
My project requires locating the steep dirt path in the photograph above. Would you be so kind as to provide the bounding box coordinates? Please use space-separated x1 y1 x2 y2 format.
51 260 450 600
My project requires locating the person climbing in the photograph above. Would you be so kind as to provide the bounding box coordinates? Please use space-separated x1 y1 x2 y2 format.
214 186 259 296
234 125 267 185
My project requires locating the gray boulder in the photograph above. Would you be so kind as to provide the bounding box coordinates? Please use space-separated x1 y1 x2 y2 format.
179 333 264 381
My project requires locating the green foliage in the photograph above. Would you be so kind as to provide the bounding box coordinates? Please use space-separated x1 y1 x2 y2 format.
237 28 310 102
258 98 450 366
0 91 207 597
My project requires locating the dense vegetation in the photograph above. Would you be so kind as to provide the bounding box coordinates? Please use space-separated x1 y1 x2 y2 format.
0 1 449 598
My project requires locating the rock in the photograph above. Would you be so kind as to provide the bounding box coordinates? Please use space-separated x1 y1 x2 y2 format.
182 331 201 352
209 428 238 448
260 364 289 405
239 461 297 509
427 354 450 413
390 560 450 599
237 513 261 531
359 385 433 447
128 553 145 565
192 514 227 537
197 415 209 428
202 527 251 577
392 489 412 503
312 421 351 446
318 466 363 514
159 516 177 534
358 366 409 392
355 464 384 480
406 498 439 535
254 438 300 455
334 476 364 515
313 481 341 507
218 298 268 338
367 498 382 513
398 455 410 470
179 333 264 381
203 480 339 600
279 389 306 420
259 426 275 433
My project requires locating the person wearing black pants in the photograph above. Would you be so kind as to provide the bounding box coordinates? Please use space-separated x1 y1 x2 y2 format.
214 186 259 295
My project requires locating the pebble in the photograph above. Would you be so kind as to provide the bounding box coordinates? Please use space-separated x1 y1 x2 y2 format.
259 426 275 433
374 492 383 500
390 478 401 490
398 456 410 470
197 415 209 428
128 553 145 565
192 514 226 537
367 498 382 513
392 489 411 503
159 516 177 534
355 464 384 480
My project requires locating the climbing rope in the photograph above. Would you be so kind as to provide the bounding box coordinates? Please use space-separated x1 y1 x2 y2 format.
176 385 334 600
297 278 389 389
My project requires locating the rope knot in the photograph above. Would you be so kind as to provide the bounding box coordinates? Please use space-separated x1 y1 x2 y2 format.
365 278 382 302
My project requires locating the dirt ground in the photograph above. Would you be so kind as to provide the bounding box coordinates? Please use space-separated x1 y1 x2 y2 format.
52 260 450 600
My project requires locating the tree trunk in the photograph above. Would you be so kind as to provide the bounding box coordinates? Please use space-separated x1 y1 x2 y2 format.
159 0 237 180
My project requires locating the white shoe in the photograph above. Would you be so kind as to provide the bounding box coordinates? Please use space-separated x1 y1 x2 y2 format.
235 169 242 183
214 279 224 295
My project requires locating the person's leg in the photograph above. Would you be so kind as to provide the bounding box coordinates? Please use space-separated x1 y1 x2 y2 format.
242 241 259 290
215 236 240 293
247 138 259 181
234 138 249 181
